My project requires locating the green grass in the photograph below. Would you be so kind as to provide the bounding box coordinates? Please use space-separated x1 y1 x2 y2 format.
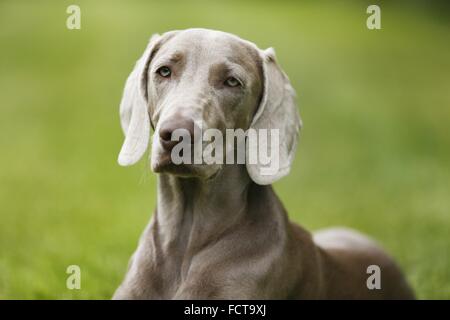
0 0 449 299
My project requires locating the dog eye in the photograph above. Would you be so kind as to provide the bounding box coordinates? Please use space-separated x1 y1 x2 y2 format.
224 77 241 88
156 66 171 78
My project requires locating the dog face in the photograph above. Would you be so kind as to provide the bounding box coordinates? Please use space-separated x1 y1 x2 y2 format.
118 28 301 184
147 29 264 178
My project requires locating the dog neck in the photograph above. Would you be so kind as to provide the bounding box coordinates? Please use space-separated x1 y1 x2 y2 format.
153 164 265 251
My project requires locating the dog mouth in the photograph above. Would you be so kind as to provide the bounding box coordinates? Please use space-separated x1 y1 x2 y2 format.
152 151 200 176
153 159 193 176
152 151 172 172
152 149 221 179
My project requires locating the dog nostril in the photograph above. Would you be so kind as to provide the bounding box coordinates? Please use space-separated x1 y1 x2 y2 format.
159 128 173 142
159 119 196 151
159 127 178 151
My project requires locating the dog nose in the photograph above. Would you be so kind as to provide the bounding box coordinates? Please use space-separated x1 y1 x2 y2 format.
159 119 196 151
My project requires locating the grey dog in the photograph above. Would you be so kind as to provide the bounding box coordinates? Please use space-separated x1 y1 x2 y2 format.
114 29 414 299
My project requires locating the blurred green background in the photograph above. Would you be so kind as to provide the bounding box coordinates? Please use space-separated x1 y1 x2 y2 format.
0 0 449 299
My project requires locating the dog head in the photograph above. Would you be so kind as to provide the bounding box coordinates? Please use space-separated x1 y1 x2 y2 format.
118 28 301 185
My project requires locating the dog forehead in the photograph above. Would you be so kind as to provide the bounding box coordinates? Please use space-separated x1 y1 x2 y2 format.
158 29 262 71
173 29 247 49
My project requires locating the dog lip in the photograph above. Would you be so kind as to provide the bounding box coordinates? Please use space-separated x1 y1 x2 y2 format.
152 151 211 177
152 152 193 173
152 152 173 172
154 162 196 177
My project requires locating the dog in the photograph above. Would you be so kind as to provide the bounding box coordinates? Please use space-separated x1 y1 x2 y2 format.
113 28 414 299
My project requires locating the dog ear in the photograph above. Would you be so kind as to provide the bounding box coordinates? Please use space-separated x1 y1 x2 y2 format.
118 34 161 166
246 48 302 185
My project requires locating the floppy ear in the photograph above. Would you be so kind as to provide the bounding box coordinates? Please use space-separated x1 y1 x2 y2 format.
118 34 160 166
246 48 302 185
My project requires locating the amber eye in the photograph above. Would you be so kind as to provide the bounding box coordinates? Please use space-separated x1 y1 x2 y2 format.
156 66 171 77
224 77 241 87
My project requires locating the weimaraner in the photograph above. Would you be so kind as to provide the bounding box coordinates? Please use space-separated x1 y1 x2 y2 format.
114 28 414 299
